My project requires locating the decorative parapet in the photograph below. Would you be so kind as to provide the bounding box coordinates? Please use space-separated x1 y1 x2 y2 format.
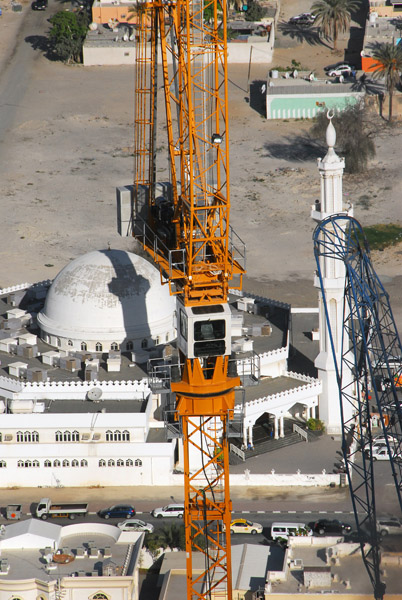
260 346 288 361
286 371 321 384
229 288 291 311
0 279 52 296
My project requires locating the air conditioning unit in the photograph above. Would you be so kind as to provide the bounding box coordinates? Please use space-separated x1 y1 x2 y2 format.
92 433 101 441
292 559 304 569
4 435 13 441
81 433 90 441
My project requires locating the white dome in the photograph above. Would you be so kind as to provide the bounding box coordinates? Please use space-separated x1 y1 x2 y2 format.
37 249 176 352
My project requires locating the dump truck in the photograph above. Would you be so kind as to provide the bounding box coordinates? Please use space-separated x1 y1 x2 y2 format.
36 497 88 520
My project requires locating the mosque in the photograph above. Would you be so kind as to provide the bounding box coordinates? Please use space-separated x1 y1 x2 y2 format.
0 120 348 489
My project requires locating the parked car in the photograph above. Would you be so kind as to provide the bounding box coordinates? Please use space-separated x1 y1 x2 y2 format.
289 12 316 25
151 503 184 518
271 522 312 541
327 65 354 77
31 0 47 10
98 504 136 519
376 517 402 536
224 518 263 535
117 519 154 533
313 519 352 536
364 445 402 461
324 62 355 73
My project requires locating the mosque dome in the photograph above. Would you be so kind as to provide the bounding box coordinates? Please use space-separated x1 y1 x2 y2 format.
37 249 176 353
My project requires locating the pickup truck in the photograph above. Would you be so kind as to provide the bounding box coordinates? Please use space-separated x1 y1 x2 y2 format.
36 498 88 520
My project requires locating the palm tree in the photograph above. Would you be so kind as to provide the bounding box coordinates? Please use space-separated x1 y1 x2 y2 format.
311 0 360 51
370 43 402 122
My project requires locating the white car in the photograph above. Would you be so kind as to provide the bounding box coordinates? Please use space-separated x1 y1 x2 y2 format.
117 519 154 533
327 65 354 77
152 503 185 518
365 445 401 461
289 12 316 25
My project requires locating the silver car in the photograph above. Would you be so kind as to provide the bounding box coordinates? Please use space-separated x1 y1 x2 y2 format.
117 519 154 533
377 518 402 536
152 503 185 518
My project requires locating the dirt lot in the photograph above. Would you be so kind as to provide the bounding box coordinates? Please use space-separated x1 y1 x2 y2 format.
1 0 402 325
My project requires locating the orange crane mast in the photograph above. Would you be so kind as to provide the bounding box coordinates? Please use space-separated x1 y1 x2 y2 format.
132 0 246 598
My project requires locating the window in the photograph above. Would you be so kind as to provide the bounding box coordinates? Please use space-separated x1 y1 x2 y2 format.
44 460 51 468
122 430 130 441
17 460 24 468
72 459 79 467
106 430 112 442
0 460 6 468
166 333 169 342
16 431 23 442
68 339 73 347
63 459 70 467
180 310 188 341
111 342 119 351
57 337 61 347
126 341 133 351
17 431 39 443
99 459 106 467
141 338 148 349
72 430 79 442
64 430 72 442
114 430 121 441
55 431 62 442
155 336 160 346
81 342 87 351
126 459 133 467
24 460 32 468
135 459 142 467
117 459 124 467
108 459 115 467
0 432 2 442
81 459 88 467
54 459 61 467
91 593 110 600
95 342 103 352
33 431 39 442
33 460 39 467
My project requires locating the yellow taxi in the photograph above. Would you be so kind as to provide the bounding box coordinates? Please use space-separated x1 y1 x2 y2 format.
225 518 263 535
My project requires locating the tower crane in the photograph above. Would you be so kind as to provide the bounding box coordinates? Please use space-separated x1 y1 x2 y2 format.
132 1 246 598
314 214 402 600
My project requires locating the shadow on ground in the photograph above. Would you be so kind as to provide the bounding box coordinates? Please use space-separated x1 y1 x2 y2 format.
263 134 324 162
277 20 331 49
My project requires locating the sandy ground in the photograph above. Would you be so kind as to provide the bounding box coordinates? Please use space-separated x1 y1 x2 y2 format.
0 1 402 325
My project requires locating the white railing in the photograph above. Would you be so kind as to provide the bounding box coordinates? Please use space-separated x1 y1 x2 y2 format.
230 444 245 462
293 423 308 442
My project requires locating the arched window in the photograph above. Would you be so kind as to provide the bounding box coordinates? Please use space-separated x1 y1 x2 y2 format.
134 459 142 467
17 460 24 468
68 339 73 347
63 459 70 467
99 459 106 467
16 431 23 442
32 431 39 442
155 336 160 346
141 338 148 349
126 341 133 351
106 430 113 442
108 459 115 467
113 430 122 441
81 342 87 351
95 342 103 352
91 593 110 600
44 460 51 468
110 342 119 351
126 459 133 467
81 459 88 467
117 459 124 467
63 430 71 442
72 459 79 467
72 430 79 442
24 460 32 468
122 430 130 442
57 337 61 347
55 431 62 442
24 431 31 442
0 460 6 468
33 460 39 467
53 459 61 467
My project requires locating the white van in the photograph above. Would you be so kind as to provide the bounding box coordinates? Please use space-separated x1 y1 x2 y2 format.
271 522 313 541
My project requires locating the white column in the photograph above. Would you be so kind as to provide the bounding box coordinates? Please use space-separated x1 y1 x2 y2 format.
248 425 253 448
243 425 248 449
274 417 279 440
279 416 284 438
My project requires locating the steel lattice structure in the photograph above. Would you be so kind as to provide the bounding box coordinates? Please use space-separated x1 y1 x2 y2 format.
314 215 402 600
132 1 246 598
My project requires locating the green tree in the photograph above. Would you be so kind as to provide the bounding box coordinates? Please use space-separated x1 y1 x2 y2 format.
370 43 402 122
310 103 377 173
311 0 360 51
48 11 89 63
244 0 267 22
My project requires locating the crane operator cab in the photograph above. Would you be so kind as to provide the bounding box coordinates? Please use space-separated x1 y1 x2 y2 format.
176 300 232 361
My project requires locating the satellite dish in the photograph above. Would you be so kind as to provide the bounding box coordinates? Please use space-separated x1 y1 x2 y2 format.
87 387 102 402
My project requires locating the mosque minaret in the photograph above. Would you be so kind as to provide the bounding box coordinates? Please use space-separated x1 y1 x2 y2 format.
312 113 354 434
